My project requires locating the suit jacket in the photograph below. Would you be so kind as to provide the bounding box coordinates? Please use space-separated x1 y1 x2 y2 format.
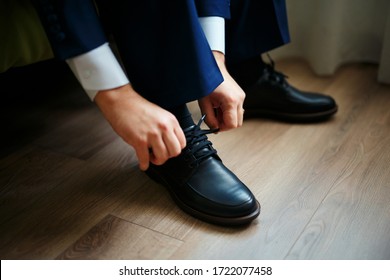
32 0 289 108
32 0 231 60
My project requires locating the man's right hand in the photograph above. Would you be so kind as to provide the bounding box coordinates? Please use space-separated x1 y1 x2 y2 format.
95 84 186 171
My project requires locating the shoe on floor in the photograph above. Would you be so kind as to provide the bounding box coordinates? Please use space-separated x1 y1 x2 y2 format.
243 58 338 122
146 116 260 226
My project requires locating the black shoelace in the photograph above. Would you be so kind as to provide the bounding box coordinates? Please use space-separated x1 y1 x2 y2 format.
182 115 219 167
262 54 289 86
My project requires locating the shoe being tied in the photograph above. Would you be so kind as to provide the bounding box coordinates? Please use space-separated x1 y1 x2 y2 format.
243 57 338 122
145 116 260 226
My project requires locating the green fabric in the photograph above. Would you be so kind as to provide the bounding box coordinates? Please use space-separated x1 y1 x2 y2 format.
0 0 54 73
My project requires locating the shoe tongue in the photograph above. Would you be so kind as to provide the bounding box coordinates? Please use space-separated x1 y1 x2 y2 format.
194 141 213 155
189 135 212 154
189 144 219 166
183 124 218 164
263 64 287 85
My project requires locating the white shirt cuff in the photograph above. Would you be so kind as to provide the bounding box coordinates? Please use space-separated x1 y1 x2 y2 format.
66 43 129 101
198 16 225 54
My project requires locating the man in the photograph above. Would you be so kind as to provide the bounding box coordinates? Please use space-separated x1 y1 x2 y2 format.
31 0 336 226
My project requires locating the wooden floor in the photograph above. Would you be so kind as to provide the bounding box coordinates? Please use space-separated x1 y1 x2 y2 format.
0 59 389 260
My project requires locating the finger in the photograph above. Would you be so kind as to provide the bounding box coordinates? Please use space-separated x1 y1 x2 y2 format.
238 105 244 127
136 146 150 171
215 107 224 126
162 129 183 158
149 137 169 166
174 126 187 149
221 106 238 131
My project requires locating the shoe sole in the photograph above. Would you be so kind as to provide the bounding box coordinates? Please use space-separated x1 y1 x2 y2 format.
244 106 338 122
146 168 261 226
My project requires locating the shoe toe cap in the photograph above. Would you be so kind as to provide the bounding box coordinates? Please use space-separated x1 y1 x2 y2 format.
186 158 258 218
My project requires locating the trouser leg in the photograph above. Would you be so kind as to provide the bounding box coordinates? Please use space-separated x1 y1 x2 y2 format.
225 0 290 87
95 0 223 109
226 0 290 64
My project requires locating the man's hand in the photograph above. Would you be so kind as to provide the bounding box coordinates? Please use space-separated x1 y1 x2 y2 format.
198 51 245 131
95 84 186 171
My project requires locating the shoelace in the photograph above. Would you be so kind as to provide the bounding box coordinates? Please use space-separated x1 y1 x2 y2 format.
182 115 219 167
262 53 289 86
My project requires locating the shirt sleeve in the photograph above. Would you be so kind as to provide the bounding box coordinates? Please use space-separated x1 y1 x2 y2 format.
66 43 129 101
198 16 225 54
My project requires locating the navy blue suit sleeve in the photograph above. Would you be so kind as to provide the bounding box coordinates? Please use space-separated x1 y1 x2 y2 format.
31 0 107 60
195 0 230 18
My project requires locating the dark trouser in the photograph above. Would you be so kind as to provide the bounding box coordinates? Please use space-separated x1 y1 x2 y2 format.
96 0 290 109
226 0 290 63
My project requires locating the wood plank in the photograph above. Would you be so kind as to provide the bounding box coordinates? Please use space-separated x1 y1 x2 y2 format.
33 107 118 160
111 178 201 241
0 147 84 226
56 215 183 259
285 84 390 259
0 161 144 259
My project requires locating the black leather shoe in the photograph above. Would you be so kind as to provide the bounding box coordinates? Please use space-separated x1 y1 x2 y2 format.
243 60 338 122
145 116 260 226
